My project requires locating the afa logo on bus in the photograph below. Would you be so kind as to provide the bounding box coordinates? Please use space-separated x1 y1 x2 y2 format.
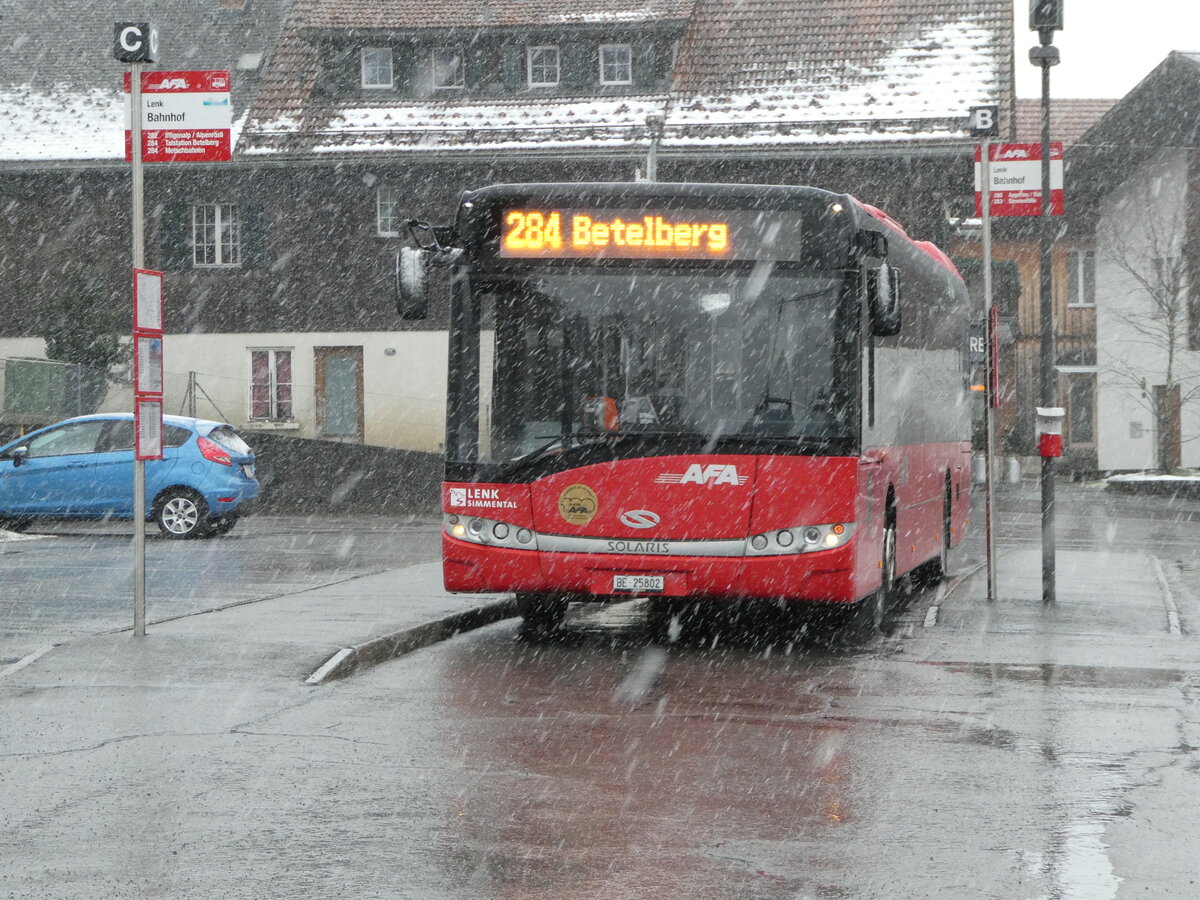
655 464 748 486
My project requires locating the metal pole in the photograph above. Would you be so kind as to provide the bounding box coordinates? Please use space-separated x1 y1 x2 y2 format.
645 115 664 183
131 61 147 637
1039 58 1056 605
981 136 997 604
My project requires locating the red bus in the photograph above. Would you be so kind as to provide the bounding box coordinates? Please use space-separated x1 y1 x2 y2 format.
401 183 972 638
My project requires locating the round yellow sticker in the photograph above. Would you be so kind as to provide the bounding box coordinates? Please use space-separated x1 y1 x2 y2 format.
558 483 598 525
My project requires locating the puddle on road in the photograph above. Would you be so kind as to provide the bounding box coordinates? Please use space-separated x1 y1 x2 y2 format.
920 660 1186 690
1023 752 1131 900
919 662 1166 899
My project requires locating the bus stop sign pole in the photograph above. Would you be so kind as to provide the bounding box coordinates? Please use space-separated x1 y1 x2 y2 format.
114 22 158 636
970 106 1000 604
1030 3 1062 604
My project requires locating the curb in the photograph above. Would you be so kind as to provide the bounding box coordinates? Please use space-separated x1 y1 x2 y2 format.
305 598 520 685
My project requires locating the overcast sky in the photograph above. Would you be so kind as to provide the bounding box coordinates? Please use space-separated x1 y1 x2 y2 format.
1012 2 1200 98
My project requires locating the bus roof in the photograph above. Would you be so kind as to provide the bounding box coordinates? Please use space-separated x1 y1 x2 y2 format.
461 181 849 209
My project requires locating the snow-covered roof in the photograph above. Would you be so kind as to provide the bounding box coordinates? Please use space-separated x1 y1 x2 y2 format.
298 0 696 29
0 0 294 164
241 0 1013 158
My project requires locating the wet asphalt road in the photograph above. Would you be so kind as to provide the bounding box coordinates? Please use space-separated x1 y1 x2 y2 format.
0 515 441 665
243 579 1197 898
4 487 1200 897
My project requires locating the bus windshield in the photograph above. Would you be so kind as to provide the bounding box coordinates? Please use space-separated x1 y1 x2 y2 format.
479 264 858 464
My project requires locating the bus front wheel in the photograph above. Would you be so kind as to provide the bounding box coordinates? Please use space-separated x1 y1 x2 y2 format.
517 593 568 640
868 521 897 632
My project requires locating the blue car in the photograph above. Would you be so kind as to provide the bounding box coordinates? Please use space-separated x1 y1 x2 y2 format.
0 413 260 539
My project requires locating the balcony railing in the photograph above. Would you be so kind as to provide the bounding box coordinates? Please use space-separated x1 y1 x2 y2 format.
1054 336 1096 367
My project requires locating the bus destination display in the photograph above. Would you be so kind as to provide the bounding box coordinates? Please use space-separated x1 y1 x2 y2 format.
499 208 803 260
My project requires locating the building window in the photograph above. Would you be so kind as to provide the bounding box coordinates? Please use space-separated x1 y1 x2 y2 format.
361 47 394 89
377 186 400 236
1067 248 1095 307
599 43 632 85
527 46 559 87
249 349 293 420
432 48 465 90
1067 372 1096 444
193 203 241 267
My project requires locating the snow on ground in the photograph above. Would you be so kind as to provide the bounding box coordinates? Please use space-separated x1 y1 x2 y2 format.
0 529 42 542
1107 472 1200 483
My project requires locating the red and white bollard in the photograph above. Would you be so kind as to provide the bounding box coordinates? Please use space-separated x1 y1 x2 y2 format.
1035 407 1065 458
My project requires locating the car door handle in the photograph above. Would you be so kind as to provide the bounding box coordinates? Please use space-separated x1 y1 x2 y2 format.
67 462 89 468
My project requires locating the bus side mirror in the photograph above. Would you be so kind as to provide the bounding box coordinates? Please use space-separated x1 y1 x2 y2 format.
869 264 902 336
396 248 430 320
856 230 888 260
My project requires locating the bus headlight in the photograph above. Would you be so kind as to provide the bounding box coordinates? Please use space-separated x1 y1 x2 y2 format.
444 515 538 551
745 523 855 556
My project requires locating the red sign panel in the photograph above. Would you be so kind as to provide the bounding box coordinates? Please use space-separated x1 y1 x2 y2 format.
134 332 164 396
133 268 164 331
124 70 232 163
974 143 1064 217
135 397 164 461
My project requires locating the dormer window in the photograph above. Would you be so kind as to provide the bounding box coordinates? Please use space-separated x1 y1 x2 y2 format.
599 44 633 85
527 46 559 88
432 48 465 90
360 47 394 89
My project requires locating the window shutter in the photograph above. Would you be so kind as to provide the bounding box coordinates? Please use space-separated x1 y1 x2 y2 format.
501 43 523 91
240 204 271 269
395 43 416 95
561 44 587 90
335 46 359 93
159 202 193 271
634 41 658 90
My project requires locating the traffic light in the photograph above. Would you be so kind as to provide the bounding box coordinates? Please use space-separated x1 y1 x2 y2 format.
1030 0 1063 33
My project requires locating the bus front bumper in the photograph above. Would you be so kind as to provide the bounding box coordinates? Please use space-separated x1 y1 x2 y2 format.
443 536 864 605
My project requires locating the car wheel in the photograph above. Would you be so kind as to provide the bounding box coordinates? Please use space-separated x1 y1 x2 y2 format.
0 517 32 534
154 489 209 540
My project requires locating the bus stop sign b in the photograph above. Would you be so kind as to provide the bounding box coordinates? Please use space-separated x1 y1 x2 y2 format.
968 105 999 138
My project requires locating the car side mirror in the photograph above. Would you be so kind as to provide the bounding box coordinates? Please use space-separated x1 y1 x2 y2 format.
868 264 902 336
5 446 28 468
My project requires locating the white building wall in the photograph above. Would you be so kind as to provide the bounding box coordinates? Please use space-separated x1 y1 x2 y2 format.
1094 148 1200 470
1 331 449 452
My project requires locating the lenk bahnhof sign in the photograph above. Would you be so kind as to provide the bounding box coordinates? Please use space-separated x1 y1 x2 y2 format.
973 142 1064 217
123 70 232 163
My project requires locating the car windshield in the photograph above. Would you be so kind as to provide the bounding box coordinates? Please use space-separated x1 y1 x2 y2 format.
477 266 857 463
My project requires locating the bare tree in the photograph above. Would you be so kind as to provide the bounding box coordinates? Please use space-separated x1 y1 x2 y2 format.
1097 203 1197 472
